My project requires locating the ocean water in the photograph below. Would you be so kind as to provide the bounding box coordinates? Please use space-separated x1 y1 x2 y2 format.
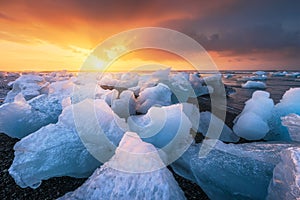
221 71 300 111
0 70 299 112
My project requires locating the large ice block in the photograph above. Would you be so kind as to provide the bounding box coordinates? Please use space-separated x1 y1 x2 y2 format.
9 99 127 188
59 132 186 200
0 94 62 138
172 140 297 200
233 91 274 140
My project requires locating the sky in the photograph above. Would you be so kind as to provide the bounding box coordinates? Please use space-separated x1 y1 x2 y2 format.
0 0 299 71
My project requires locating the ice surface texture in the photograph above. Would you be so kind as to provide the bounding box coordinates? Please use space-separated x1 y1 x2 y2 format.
59 132 186 200
9 99 127 188
172 139 297 200
136 83 172 114
267 147 300 200
281 114 300 142
128 104 193 165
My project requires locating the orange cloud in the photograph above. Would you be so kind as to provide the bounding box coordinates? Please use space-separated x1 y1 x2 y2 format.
0 0 299 71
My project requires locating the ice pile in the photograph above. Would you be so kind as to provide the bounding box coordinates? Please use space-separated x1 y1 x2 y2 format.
5 74 48 103
267 147 300 200
281 114 300 142
9 99 127 188
59 132 186 200
242 80 266 89
99 72 139 89
266 88 300 141
43 70 73 82
172 139 297 200
0 77 77 138
285 72 300 78
233 91 274 140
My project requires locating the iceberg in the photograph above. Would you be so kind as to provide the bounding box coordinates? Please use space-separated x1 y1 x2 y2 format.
267 147 300 200
281 113 300 142
198 111 239 143
172 140 297 200
233 91 274 140
266 88 300 141
136 83 172 114
242 81 266 89
59 132 186 200
9 99 127 188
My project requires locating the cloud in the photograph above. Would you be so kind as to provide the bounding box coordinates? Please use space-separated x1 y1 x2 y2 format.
159 0 300 56
0 0 300 70
0 12 14 21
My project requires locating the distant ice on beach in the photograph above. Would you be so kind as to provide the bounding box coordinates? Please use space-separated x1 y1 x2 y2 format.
242 80 266 89
233 91 274 140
